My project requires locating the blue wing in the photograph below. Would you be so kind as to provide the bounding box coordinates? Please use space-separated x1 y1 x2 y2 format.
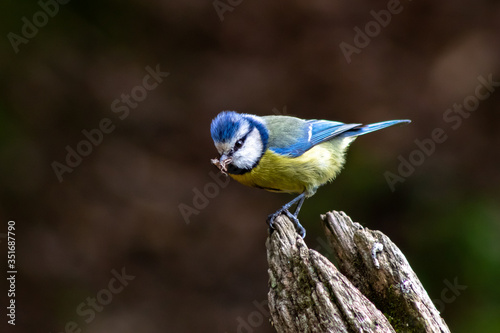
265 117 411 158
268 119 361 157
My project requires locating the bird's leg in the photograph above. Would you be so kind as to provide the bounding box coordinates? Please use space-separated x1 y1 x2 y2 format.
267 193 307 238
292 194 305 217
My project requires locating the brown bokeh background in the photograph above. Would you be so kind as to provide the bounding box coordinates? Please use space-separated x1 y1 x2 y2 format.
1 1 500 332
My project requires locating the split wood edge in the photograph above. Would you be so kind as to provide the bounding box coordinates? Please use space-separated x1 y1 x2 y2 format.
265 211 450 333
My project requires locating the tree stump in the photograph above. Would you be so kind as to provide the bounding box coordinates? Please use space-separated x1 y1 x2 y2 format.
266 211 450 333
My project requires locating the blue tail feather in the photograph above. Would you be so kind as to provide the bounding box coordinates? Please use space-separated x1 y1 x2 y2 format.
340 119 411 138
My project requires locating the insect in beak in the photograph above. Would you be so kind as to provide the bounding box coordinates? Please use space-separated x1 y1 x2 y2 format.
211 155 232 175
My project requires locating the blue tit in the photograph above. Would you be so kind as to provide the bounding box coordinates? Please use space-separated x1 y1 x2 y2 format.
210 111 410 238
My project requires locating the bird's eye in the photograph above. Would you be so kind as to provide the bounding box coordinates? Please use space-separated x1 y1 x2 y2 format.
234 139 244 150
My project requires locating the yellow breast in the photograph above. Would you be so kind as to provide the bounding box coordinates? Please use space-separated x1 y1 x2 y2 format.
230 140 349 196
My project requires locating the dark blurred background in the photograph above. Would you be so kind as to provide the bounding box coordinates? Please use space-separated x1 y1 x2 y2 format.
1 0 499 332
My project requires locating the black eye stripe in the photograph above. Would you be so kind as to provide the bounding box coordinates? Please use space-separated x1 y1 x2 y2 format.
234 127 253 151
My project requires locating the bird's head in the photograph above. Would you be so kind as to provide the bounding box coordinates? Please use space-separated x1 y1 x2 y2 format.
210 111 269 175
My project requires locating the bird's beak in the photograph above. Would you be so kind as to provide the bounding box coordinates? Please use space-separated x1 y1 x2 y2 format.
211 155 232 175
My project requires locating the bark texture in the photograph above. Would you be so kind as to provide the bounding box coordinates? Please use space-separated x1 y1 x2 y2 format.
266 211 450 333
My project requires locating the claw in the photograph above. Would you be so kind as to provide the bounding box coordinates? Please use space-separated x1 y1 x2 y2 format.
267 209 306 238
267 193 307 238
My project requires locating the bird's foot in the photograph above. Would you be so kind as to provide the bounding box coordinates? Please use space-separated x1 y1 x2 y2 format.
267 209 306 238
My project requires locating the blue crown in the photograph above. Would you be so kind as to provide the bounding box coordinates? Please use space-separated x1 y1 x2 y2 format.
211 111 269 148
210 111 242 143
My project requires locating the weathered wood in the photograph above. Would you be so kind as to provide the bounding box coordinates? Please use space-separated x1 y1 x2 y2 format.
321 211 450 333
266 211 450 333
266 215 396 333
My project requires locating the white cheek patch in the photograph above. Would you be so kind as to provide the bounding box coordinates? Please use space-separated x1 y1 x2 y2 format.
233 128 263 169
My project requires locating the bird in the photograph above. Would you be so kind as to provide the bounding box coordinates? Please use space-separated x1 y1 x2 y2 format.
210 111 410 238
